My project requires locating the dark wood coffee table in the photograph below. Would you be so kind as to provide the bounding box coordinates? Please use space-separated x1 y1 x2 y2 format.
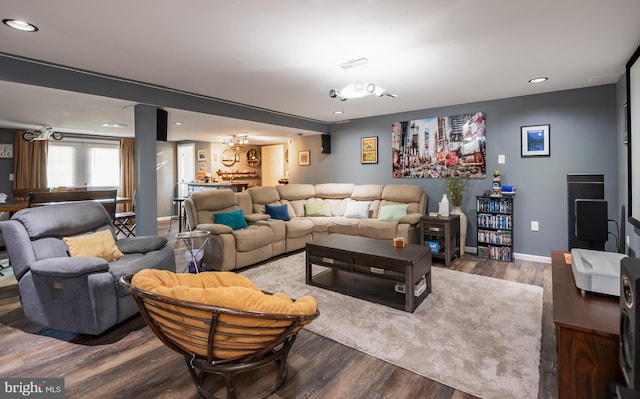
305 234 431 312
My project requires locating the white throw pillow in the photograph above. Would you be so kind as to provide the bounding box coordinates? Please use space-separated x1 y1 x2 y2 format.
343 201 371 219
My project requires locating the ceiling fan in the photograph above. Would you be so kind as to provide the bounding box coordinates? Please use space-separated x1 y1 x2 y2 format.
22 126 63 142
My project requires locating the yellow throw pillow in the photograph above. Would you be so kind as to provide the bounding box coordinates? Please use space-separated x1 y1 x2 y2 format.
63 229 124 262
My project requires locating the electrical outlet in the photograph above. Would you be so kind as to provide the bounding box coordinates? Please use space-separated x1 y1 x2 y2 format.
531 221 539 231
9 173 13 181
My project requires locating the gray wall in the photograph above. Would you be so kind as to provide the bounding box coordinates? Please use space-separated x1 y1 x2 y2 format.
0 129 15 198
294 85 619 258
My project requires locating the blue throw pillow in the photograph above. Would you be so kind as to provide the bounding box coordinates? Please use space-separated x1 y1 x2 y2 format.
213 209 248 230
265 204 291 221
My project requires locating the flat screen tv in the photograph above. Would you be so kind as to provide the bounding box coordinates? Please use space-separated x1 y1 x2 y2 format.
627 42 640 229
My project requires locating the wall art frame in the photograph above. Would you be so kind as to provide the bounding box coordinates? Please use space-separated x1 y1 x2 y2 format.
298 150 310 166
197 149 206 161
361 136 378 164
0 143 13 158
521 124 550 157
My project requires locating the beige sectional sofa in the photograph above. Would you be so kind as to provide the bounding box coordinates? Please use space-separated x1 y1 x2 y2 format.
184 183 427 271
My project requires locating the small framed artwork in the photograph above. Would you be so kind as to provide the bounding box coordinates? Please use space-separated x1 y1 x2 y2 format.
361 136 378 164
197 149 206 161
0 143 13 159
521 124 550 157
298 150 310 166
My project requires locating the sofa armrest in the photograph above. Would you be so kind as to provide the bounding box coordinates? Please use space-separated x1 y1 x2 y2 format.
397 213 422 225
30 257 109 278
117 236 168 254
196 223 234 235
245 213 270 223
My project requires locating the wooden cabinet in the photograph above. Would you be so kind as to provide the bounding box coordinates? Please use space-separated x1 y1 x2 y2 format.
551 250 623 399
476 195 514 262
420 214 460 267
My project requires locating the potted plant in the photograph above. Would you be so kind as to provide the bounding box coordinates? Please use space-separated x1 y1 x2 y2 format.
447 176 468 250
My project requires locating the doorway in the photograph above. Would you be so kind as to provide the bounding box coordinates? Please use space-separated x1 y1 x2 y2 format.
261 144 284 187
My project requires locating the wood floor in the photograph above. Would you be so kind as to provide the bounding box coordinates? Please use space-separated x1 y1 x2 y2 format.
0 220 557 399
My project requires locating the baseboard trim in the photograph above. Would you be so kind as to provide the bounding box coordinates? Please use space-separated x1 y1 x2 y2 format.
513 252 551 264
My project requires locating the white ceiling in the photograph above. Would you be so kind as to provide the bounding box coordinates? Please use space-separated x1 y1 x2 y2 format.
1 0 640 143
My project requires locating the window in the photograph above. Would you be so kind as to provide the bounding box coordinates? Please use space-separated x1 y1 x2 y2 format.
47 139 120 188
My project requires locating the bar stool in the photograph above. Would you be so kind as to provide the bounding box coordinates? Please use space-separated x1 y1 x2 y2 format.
169 198 187 233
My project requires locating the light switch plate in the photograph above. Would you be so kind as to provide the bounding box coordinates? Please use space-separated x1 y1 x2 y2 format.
498 154 505 164
531 221 539 231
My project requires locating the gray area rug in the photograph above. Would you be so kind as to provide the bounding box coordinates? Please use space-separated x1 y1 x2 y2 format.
241 252 543 399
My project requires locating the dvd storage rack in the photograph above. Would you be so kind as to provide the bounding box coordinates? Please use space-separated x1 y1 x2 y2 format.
476 195 514 262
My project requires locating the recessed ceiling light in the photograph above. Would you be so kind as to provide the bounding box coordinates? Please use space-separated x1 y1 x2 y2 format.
174 122 183 126
333 111 344 114
3 19 38 32
528 77 548 83
101 123 127 128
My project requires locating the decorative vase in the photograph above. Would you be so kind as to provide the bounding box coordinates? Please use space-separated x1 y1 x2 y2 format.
451 206 467 252
438 194 450 217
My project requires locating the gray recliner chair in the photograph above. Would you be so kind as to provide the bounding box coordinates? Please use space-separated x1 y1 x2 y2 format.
0 201 176 335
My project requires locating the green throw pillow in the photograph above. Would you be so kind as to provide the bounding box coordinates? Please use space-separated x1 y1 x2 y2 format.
213 209 248 230
378 204 408 222
304 201 331 217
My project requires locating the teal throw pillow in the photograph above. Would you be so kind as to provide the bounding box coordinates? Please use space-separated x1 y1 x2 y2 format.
265 204 291 221
304 201 331 217
343 201 371 219
378 204 408 222
213 209 248 230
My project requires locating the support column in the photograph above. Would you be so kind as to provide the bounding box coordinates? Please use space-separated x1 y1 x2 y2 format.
134 104 159 236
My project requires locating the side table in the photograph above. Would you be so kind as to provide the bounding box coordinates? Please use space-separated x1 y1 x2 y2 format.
420 214 460 266
176 230 210 273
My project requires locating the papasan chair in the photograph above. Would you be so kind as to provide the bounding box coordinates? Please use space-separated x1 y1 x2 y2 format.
119 270 319 399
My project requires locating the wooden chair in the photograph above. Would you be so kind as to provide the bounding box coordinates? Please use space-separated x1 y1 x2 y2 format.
27 189 118 220
119 273 319 399
113 191 136 237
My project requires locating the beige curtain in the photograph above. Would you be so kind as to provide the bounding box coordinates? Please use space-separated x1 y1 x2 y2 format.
13 131 48 191
119 138 135 212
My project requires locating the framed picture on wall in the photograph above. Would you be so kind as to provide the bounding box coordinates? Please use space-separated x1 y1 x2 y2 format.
521 124 550 157
197 149 206 161
298 150 310 166
361 136 378 164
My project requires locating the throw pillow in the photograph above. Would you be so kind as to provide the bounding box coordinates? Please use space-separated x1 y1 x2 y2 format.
378 204 409 222
213 209 248 230
63 229 124 262
265 204 291 221
343 200 371 219
304 201 331 217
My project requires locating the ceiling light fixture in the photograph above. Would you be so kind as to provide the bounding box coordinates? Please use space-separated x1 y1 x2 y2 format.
528 77 548 83
22 126 62 142
333 111 344 114
329 58 396 101
222 134 249 148
3 19 38 32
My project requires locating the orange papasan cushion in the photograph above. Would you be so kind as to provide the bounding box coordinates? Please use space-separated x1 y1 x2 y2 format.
131 269 318 359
